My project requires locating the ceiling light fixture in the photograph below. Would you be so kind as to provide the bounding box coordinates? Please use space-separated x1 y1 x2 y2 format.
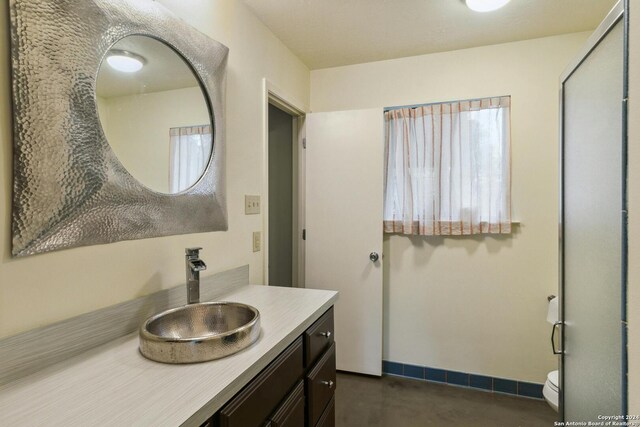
106 50 146 73
465 0 511 12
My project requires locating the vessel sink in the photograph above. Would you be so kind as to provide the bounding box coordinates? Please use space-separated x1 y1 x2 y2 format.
139 302 260 364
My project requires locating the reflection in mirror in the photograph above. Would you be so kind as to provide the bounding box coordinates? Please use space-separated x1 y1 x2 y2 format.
96 36 212 194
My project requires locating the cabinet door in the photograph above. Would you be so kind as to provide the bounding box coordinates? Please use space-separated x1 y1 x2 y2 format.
269 381 305 427
304 308 334 368
306 343 336 426
315 397 335 427
218 338 303 427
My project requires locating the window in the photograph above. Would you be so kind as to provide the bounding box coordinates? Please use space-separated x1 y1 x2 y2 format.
169 125 212 193
383 96 511 236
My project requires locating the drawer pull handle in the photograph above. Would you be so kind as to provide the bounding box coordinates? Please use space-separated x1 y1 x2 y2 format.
320 380 334 389
319 331 332 338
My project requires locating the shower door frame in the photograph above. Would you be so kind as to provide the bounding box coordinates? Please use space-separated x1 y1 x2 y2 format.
558 0 629 420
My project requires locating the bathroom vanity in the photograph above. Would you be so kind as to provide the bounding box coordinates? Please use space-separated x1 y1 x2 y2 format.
0 269 338 427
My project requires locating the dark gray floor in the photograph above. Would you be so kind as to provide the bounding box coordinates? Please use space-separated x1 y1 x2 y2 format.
335 372 558 427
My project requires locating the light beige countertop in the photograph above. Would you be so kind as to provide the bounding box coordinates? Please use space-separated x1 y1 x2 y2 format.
0 285 338 427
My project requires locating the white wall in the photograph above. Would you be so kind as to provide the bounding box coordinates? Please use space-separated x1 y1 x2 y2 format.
0 0 309 339
311 32 589 383
99 87 210 193
628 0 640 413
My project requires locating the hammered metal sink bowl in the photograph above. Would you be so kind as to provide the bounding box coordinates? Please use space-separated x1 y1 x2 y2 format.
139 302 260 364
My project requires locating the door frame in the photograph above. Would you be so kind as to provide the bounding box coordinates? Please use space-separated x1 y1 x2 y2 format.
558 0 628 418
261 78 307 287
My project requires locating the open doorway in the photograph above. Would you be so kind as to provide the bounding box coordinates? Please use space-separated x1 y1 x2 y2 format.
268 103 296 287
262 80 306 288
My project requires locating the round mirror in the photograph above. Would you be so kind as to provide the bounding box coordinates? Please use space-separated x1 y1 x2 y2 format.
96 35 212 194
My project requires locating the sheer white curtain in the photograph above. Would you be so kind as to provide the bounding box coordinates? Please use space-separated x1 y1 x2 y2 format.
169 125 212 193
383 96 511 236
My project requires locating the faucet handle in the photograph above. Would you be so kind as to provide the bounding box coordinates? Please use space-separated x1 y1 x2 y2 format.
186 247 203 256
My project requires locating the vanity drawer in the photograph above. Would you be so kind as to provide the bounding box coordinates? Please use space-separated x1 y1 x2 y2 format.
306 343 336 427
315 397 335 427
304 308 334 367
218 337 303 427
268 380 305 427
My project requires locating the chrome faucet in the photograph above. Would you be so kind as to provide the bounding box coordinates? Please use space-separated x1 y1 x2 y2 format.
185 247 207 304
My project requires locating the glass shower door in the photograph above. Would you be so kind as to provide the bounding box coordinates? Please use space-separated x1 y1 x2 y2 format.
561 11 625 422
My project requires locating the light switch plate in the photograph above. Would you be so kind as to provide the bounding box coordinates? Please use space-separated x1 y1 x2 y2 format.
245 195 260 215
252 231 261 252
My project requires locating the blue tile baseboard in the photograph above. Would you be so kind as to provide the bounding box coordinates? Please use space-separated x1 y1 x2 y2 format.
382 360 544 400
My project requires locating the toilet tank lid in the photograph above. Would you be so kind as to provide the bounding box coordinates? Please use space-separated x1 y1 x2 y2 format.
547 370 559 387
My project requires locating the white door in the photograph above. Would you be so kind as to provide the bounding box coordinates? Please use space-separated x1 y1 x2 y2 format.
305 109 383 376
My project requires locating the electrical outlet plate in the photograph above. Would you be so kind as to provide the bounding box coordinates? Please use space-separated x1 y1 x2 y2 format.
252 231 261 252
245 195 260 215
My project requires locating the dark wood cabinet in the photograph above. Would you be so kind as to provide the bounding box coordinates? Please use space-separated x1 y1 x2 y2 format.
205 307 335 427
216 338 303 427
306 343 336 427
315 397 335 427
269 381 305 427
304 307 334 368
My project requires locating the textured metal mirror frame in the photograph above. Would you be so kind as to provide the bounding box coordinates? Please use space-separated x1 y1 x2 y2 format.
9 0 229 257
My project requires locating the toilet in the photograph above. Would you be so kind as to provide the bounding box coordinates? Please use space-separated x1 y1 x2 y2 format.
544 296 560 412
543 370 559 411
